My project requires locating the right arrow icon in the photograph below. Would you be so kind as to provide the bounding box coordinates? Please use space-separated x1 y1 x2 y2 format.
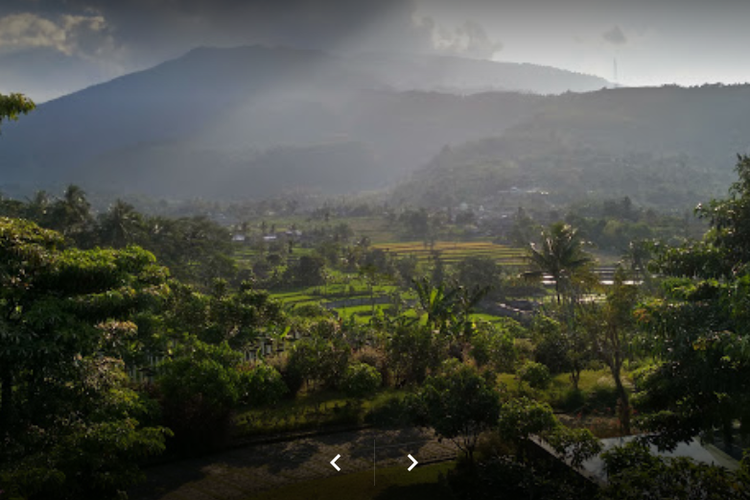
407 454 418 472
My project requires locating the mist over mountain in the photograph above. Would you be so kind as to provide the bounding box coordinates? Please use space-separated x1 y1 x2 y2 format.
0 45 602 199
350 52 610 94
3 44 749 208
393 84 750 211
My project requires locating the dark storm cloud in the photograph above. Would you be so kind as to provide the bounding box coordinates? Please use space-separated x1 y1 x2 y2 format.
602 25 627 45
0 0 431 65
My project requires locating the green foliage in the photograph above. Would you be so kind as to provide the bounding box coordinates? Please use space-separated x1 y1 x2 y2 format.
498 397 558 444
240 362 288 407
285 330 350 393
517 361 552 390
387 324 446 386
1 358 169 500
454 255 502 295
532 315 572 374
157 341 242 453
470 323 516 373
0 93 35 131
340 362 382 398
417 361 501 460
526 222 594 305
285 255 326 286
166 281 283 350
634 156 750 448
498 397 602 468
601 441 749 500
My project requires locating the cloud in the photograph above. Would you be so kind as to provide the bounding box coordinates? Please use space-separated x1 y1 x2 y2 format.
0 12 115 59
602 25 627 45
0 0 433 66
430 19 503 58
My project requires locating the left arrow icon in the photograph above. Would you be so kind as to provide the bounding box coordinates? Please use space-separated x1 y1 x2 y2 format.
330 454 342 472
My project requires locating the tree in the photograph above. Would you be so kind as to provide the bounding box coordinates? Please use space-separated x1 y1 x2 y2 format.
601 441 750 500
158 340 243 453
454 255 503 296
98 199 144 248
527 222 593 305
286 255 325 287
498 397 601 468
417 361 501 461
0 92 35 131
635 155 750 449
0 218 170 498
49 184 93 238
580 268 638 434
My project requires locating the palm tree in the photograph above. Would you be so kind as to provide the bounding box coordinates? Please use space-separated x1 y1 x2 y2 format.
100 199 142 248
526 222 593 305
24 190 51 222
50 184 92 235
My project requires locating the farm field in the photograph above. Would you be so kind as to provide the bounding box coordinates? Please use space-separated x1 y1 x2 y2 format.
372 241 526 266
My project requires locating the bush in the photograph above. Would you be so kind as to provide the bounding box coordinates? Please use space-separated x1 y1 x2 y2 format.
240 362 288 407
340 362 382 398
353 345 389 383
285 335 350 393
470 325 516 372
517 361 551 390
157 341 242 453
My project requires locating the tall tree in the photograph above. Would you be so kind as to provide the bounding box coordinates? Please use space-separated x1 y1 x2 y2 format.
527 222 594 305
98 199 143 248
0 218 170 498
49 184 93 238
636 155 750 449
581 268 638 434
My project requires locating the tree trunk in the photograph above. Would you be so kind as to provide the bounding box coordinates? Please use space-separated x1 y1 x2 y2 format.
570 361 581 391
614 375 631 435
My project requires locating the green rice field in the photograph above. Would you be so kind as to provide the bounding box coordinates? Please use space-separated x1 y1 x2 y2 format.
372 241 526 266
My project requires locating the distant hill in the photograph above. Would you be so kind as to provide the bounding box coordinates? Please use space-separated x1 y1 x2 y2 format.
0 45 604 199
352 52 611 94
391 85 750 211
3 45 749 209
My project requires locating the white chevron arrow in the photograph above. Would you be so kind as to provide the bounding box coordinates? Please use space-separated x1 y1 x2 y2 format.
330 454 341 472
407 454 418 471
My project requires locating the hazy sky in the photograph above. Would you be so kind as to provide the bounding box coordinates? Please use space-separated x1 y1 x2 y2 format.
1 0 749 100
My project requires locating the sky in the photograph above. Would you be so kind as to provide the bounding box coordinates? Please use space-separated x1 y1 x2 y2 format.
1 0 750 101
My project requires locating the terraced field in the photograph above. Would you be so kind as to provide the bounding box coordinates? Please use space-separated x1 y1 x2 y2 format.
372 241 526 266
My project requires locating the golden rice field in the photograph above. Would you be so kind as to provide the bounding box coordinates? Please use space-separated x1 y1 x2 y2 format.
372 241 526 266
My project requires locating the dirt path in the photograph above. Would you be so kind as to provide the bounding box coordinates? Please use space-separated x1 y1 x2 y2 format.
130 427 458 500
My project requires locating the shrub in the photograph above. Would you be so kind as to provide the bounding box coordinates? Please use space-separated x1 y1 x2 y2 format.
340 362 382 398
240 362 288 407
517 361 551 390
157 341 242 453
470 324 516 372
285 335 350 393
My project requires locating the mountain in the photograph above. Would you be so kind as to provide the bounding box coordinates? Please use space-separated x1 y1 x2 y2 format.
351 52 611 94
392 84 750 211
0 45 605 199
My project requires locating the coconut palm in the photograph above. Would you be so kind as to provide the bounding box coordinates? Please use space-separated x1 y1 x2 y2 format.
526 222 593 305
99 199 143 248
